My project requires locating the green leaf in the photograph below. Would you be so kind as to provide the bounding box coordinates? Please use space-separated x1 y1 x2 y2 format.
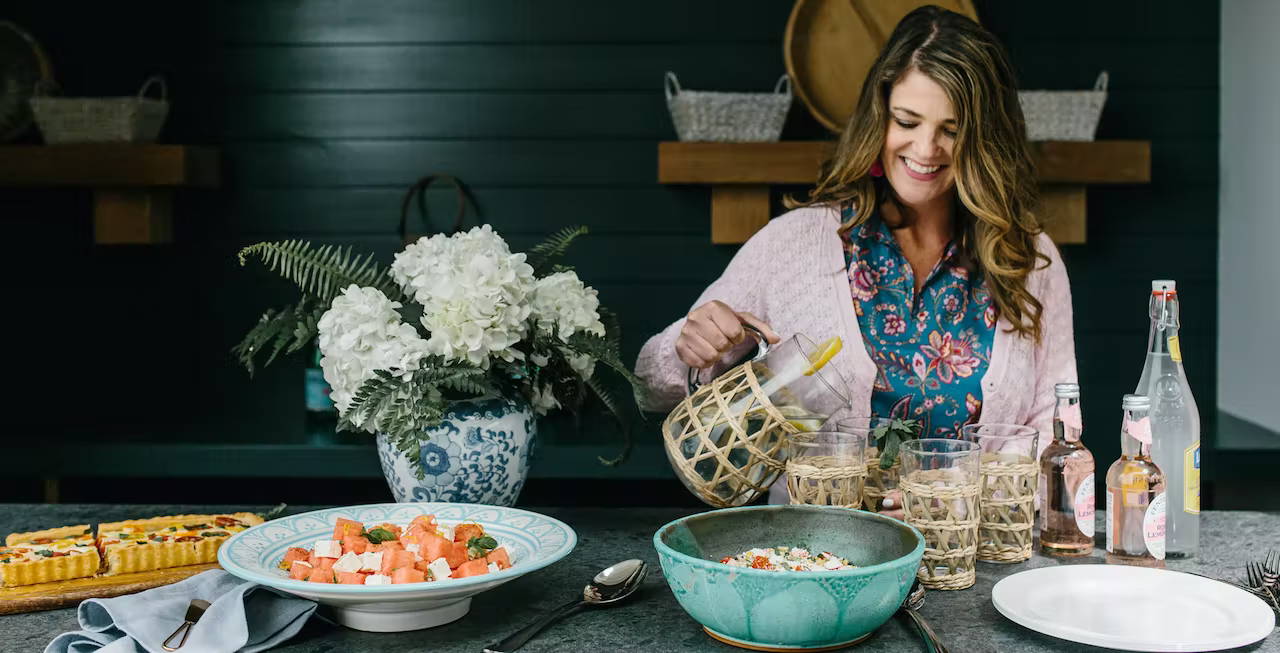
364 527 397 544
231 301 324 375
256 503 288 522
238 240 403 303
587 375 632 466
526 226 587 275
466 535 498 558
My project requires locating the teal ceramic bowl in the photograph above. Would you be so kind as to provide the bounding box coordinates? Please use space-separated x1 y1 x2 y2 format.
653 505 924 650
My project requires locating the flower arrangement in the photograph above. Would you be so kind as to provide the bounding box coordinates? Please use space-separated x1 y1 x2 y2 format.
233 225 646 471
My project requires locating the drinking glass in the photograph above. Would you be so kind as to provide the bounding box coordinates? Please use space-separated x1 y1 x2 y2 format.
785 429 869 508
900 438 981 590
960 424 1039 563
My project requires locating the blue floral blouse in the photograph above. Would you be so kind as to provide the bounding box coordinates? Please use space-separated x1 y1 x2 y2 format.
842 203 996 438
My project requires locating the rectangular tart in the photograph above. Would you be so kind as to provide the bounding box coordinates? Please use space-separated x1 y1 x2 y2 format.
97 513 262 576
0 525 101 587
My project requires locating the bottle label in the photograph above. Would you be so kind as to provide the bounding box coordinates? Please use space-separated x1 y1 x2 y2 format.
1105 489 1115 553
1074 473 1096 537
1143 492 1167 560
1168 335 1183 363
1185 441 1201 514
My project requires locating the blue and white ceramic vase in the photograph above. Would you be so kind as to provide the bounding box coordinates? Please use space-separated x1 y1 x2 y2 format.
376 396 536 507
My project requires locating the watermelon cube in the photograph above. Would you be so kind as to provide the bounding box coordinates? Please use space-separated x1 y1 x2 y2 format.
454 558 490 578
336 571 367 585
391 567 426 584
288 560 313 580
486 547 512 570
307 567 335 583
332 517 364 541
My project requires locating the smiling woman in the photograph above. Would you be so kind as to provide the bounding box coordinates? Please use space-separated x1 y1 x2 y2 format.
636 5 1077 509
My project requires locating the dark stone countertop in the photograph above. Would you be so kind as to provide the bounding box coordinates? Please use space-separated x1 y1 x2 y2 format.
0 505 1277 653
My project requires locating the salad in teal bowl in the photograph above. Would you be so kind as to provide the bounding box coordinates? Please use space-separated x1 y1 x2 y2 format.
653 505 924 650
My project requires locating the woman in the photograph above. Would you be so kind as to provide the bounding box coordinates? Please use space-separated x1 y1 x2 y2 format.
635 6 1077 509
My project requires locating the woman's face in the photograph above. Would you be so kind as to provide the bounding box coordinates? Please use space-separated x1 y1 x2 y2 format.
881 69 958 208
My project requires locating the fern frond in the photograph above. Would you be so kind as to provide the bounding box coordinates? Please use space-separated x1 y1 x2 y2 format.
238 240 403 303
232 300 324 375
587 375 632 466
527 226 587 275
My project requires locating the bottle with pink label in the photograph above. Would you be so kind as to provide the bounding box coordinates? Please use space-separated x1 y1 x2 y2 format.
1105 394 1167 565
1039 382 1095 556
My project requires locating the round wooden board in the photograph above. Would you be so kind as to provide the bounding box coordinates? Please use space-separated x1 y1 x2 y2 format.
783 0 980 133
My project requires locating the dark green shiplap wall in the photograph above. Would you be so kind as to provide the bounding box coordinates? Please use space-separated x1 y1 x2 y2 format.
3 1 1226 496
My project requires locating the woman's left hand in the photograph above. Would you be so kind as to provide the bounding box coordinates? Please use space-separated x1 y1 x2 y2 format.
879 489 904 520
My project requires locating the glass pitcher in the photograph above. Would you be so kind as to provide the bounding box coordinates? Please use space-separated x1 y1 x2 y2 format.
662 326 851 507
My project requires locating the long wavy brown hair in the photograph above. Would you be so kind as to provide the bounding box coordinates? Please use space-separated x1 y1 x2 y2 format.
789 5 1049 341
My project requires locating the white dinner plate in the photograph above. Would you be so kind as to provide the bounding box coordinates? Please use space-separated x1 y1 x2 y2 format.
992 564 1275 652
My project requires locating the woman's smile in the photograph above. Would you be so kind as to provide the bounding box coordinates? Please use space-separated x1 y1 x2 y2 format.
899 155 948 181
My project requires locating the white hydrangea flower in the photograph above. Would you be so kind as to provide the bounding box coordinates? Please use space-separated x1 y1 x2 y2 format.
529 382 560 416
530 271 605 342
390 225 535 367
317 285 430 432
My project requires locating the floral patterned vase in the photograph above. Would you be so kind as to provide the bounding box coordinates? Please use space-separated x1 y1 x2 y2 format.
376 397 536 507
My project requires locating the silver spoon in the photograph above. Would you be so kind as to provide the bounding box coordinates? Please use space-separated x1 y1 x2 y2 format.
899 579 949 653
483 559 647 653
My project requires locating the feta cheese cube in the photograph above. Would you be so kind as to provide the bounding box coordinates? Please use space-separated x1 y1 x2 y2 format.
823 558 842 570
358 551 383 573
364 574 392 586
427 557 452 581
488 562 500 574
313 540 342 558
436 524 454 542
332 551 363 574
404 542 421 560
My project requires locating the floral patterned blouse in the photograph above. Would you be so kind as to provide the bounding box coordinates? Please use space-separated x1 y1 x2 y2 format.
842 203 996 438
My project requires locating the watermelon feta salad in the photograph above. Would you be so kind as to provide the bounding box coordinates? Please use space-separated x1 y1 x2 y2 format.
277 515 512 585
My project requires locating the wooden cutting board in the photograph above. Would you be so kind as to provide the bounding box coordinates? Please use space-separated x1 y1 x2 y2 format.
0 563 219 615
783 0 980 132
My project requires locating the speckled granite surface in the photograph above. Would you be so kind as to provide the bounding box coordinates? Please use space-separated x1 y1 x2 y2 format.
0 505 1276 653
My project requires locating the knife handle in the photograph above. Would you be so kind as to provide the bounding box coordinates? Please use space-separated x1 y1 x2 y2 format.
162 619 194 651
483 598 585 653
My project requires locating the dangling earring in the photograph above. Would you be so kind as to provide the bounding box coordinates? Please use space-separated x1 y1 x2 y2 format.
869 159 884 177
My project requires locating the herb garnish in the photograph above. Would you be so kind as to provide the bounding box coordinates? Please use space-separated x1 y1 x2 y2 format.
870 418 920 469
466 536 498 559
364 528 398 544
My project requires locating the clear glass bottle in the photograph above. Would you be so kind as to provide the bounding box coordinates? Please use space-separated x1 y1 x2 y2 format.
1039 383 1095 556
1105 394 1167 565
1135 280 1200 558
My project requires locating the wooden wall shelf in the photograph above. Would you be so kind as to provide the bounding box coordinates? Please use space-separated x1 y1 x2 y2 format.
0 145 220 244
657 140 1151 245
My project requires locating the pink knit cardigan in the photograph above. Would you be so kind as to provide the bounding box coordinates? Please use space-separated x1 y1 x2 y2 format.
635 205 1079 459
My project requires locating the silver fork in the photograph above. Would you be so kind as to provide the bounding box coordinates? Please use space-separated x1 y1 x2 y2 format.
1245 561 1280 612
1265 549 1280 576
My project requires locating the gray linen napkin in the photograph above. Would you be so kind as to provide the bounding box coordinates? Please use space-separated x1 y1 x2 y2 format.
45 570 317 653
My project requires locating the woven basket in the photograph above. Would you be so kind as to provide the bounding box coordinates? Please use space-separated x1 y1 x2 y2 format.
665 71 792 143
1018 71 1108 142
30 75 168 144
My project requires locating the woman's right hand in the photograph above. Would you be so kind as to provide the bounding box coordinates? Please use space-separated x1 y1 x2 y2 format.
676 300 780 369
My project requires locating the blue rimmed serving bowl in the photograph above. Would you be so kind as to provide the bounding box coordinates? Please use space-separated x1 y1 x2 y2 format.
653 505 924 651
218 502 575 632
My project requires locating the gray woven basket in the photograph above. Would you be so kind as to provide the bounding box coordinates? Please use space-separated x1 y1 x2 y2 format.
1018 71 1108 142
665 72 792 143
29 75 168 144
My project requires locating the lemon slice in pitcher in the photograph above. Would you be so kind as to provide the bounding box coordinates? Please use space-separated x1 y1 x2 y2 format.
804 336 843 376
